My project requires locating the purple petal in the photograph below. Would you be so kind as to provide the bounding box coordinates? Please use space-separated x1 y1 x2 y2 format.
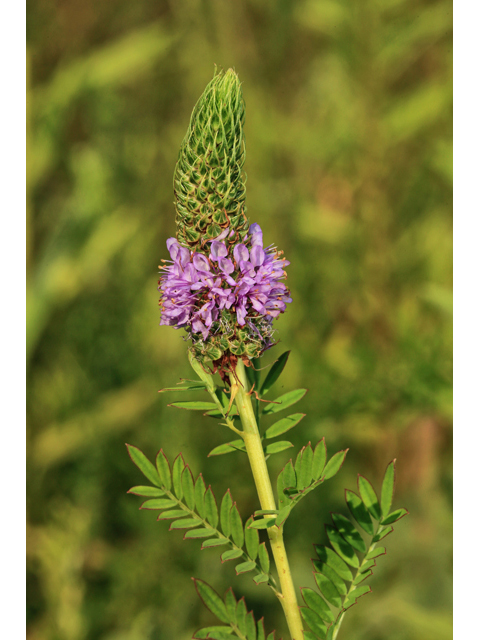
183 263 198 283
210 241 228 260
166 237 180 259
234 244 249 263
249 223 263 247
178 246 191 266
193 253 210 272
250 245 265 267
219 257 235 274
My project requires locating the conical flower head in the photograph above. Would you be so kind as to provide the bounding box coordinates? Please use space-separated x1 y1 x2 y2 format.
174 68 249 251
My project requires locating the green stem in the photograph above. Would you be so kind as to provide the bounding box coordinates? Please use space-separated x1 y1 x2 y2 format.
230 359 304 640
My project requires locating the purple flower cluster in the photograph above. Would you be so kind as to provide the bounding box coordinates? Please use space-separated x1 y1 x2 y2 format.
158 224 292 344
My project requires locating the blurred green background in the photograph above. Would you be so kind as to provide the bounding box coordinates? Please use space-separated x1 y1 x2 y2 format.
26 1 452 639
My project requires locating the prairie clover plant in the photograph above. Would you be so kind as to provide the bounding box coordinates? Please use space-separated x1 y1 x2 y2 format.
127 69 408 640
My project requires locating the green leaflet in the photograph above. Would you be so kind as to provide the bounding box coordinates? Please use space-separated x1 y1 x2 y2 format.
325 525 359 568
159 382 207 393
172 454 185 499
283 460 296 489
230 503 244 548
169 401 217 411
265 441 294 455
127 486 165 497
184 528 217 539
209 440 246 456
260 351 290 396
193 579 230 624
345 490 374 535
381 460 396 517
140 498 176 510
220 490 234 537
224 588 237 622
205 487 219 529
221 549 243 563
248 518 276 530
182 466 195 510
314 561 347 596
258 543 270 574
300 606 328 638
262 389 308 415
343 584 371 610
358 475 382 520
126 444 161 487
314 572 342 608
257 618 266 640
331 513 367 553
372 525 394 542
157 509 185 520
301 588 335 624
195 474 207 519
245 611 256 640
205 406 239 418
366 547 385 560
275 506 291 526
236 598 248 635
381 508 408 525
253 574 269 585
169 518 201 529
312 439 327 480
235 560 256 575
244 517 259 560
156 449 172 490
323 450 348 480
264 413 305 439
202 538 230 549
314 545 352 583
296 443 314 489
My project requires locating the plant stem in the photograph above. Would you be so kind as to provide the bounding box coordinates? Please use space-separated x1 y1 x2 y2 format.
230 359 304 640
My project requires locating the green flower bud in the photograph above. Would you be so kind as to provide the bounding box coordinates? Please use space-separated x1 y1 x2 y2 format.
174 68 249 250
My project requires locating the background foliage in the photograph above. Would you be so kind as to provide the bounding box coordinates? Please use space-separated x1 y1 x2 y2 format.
26 1 452 638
